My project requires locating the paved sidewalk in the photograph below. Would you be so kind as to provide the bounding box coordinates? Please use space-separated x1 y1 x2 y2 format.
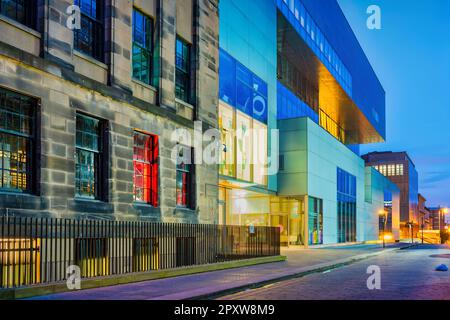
30 243 410 300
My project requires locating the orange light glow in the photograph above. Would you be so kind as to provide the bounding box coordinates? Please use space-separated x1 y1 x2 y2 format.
383 234 393 241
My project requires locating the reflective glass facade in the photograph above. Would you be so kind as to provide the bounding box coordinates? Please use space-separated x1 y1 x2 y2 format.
337 168 357 243
276 0 352 96
219 0 277 192
277 81 318 122
291 0 386 140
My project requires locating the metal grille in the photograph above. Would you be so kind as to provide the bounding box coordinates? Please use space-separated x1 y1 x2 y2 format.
0 216 280 289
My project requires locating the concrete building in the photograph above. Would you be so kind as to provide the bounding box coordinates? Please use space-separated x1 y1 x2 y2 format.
428 207 448 231
217 0 399 246
418 194 431 230
362 151 419 239
0 0 220 223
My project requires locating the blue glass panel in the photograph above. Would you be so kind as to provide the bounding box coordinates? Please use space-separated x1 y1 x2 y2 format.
253 75 268 98
236 80 253 116
219 48 268 124
236 63 252 87
277 81 318 122
219 49 236 106
384 191 392 202
252 92 268 124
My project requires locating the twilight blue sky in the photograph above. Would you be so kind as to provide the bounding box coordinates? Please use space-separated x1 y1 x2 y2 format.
337 0 450 207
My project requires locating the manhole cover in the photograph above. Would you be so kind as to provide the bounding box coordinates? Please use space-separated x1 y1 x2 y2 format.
429 254 450 259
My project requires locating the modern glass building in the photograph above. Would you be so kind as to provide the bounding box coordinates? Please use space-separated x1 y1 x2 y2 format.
218 0 399 246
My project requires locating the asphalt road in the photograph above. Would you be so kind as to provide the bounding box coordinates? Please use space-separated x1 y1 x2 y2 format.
219 244 450 300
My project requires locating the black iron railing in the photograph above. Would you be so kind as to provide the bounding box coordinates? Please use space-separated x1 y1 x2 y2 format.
0 216 280 289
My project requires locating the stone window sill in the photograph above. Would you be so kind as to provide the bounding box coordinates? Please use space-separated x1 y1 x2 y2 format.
73 50 108 70
175 207 196 214
69 198 114 214
175 98 194 110
132 78 157 92
0 14 41 39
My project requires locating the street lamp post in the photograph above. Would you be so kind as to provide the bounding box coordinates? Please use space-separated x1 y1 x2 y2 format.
405 221 414 244
421 214 424 244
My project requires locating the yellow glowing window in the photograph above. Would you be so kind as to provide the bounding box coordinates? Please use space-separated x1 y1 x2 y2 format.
0 238 41 288
219 103 235 177
253 120 267 186
236 111 252 182
0 88 35 193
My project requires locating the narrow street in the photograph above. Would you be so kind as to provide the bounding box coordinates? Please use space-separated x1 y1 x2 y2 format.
219 245 450 300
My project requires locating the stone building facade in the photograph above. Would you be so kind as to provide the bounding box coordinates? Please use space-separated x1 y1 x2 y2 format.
0 0 220 223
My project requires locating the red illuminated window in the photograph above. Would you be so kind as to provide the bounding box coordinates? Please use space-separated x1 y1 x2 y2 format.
133 131 158 206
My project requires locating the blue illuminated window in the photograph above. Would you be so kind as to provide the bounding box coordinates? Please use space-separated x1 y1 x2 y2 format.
175 37 191 103
132 8 153 85
74 0 104 61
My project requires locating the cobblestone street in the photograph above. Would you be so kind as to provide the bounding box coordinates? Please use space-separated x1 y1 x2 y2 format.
220 245 450 300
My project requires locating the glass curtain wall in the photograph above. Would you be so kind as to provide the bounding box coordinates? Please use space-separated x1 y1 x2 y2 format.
337 168 357 243
308 197 323 245
218 102 267 186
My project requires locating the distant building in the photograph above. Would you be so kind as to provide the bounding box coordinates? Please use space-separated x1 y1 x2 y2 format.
362 152 419 238
418 194 431 230
428 207 447 231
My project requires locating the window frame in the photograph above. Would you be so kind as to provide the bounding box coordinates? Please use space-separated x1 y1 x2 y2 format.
0 87 37 194
132 8 154 85
175 144 195 209
175 36 191 103
133 130 158 206
74 0 104 62
75 113 107 201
